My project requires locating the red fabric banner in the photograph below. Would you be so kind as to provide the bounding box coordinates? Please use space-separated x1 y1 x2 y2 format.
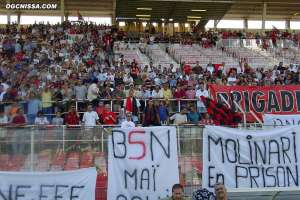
209 84 300 122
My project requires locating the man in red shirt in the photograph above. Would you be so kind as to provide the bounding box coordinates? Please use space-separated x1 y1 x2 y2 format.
101 104 116 125
95 101 105 121
10 108 27 155
64 106 80 126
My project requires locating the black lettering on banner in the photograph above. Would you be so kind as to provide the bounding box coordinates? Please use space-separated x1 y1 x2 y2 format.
235 165 248 188
55 185 68 200
252 91 265 113
152 165 159 192
292 132 297 163
124 169 137 190
230 92 242 112
295 91 300 112
40 185 54 200
117 194 127 200
276 166 286 187
216 174 225 185
0 184 12 200
225 139 237 163
70 186 84 200
247 136 254 165
208 136 224 163
254 141 266 164
266 167 276 187
249 167 260 188
150 130 170 161
208 166 215 188
268 140 280 164
287 165 299 186
274 119 283 126
243 91 250 112
132 197 143 200
152 165 157 192
280 137 291 164
112 130 127 159
15 185 31 200
280 91 294 112
237 139 251 165
140 169 150 190
217 93 229 105
267 91 280 112
261 167 266 187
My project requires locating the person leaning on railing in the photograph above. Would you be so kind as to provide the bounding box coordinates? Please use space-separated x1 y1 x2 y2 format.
64 105 80 126
10 108 28 155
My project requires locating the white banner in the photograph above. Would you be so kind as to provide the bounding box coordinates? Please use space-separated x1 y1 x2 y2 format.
108 126 179 199
202 126 300 190
264 114 300 126
0 168 97 199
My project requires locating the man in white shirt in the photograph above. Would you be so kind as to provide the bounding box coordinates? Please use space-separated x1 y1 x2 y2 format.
121 112 136 129
195 82 209 113
82 105 100 127
151 86 163 99
170 108 188 125
34 111 50 125
87 80 99 102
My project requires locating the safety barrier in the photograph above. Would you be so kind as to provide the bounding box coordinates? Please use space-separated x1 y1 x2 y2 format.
0 98 199 117
0 125 208 199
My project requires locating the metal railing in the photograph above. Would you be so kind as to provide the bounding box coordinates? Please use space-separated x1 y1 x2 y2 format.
0 124 285 199
0 98 199 116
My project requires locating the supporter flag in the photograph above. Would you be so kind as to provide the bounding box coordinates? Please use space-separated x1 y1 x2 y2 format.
77 10 83 21
200 96 242 126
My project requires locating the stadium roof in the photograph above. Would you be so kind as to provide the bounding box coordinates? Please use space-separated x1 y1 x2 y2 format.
1 0 300 24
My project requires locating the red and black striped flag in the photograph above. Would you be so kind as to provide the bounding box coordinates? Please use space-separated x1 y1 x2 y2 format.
201 96 242 127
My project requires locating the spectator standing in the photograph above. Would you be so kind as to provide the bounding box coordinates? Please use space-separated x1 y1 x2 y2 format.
27 92 41 124
124 89 140 124
64 106 80 126
121 112 135 129
185 85 196 99
10 108 27 154
101 104 116 125
41 87 53 122
195 83 209 114
170 108 188 125
34 111 50 125
52 111 64 125
96 101 105 121
158 100 169 125
142 98 160 126
87 79 99 107
82 104 100 127
187 106 201 124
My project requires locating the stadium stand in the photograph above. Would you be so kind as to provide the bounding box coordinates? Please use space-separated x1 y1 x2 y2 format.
1 0 300 199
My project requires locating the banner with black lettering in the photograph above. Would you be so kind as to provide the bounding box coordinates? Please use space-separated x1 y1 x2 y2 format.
264 114 300 126
108 127 179 199
0 168 97 199
209 84 300 122
202 126 300 190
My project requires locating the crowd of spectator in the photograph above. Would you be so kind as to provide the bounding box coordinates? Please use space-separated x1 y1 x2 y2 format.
0 21 299 127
